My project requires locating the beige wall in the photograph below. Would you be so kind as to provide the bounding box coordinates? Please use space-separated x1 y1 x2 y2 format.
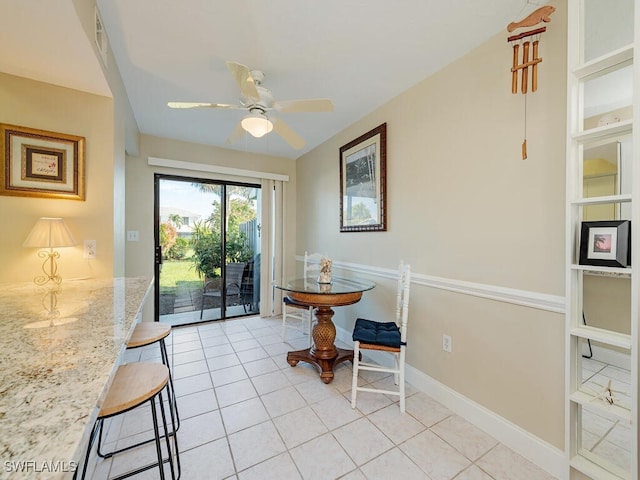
0 0 139 284
72 0 141 277
124 134 298 279
0 73 115 283
296 1 566 449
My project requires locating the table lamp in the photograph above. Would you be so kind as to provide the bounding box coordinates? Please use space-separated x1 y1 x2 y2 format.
23 217 76 285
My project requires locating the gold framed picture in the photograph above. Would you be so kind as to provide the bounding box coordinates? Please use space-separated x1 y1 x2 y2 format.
339 123 387 232
0 123 85 200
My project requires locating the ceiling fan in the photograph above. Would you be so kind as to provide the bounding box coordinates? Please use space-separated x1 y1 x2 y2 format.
168 61 334 150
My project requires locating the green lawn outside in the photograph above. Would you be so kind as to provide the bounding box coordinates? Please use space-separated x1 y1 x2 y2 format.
160 259 202 293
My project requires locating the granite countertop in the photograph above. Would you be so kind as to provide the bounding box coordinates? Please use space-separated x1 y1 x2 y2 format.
0 277 152 479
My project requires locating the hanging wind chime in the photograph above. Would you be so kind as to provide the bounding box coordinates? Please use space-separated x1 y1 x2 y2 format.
507 4 555 159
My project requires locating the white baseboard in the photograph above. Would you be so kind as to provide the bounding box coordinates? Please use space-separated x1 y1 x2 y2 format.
405 363 567 480
336 325 567 480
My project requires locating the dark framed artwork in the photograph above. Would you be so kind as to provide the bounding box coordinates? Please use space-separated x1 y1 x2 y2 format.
339 123 387 232
0 123 85 200
579 220 631 268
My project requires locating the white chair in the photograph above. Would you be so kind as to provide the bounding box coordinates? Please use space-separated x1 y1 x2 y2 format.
351 262 411 412
281 252 323 346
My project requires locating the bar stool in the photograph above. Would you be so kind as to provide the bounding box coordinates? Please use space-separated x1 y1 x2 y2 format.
76 362 180 480
127 322 179 430
97 323 180 458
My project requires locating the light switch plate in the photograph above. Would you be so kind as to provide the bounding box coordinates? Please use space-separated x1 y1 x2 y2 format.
443 334 452 353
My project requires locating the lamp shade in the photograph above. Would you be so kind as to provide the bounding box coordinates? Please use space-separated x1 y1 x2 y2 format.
23 217 76 248
241 113 274 138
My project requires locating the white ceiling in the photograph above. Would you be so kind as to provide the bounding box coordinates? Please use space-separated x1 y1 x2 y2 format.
0 1 110 97
2 0 541 160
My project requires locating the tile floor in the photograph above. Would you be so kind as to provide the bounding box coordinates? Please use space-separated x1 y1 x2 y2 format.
88 315 558 480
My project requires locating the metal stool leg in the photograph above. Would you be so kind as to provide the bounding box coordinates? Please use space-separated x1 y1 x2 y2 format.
73 418 102 480
158 390 181 479
159 338 180 431
150 395 166 480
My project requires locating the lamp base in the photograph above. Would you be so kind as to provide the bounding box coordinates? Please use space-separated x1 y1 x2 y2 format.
34 249 63 286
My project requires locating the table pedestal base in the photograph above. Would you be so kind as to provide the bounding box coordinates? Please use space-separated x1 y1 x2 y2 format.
287 347 354 384
286 304 355 384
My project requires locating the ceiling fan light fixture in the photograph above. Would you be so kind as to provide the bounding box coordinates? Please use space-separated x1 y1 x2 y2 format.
241 113 273 138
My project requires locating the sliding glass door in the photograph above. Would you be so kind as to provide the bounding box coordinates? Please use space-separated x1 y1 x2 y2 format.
154 174 261 326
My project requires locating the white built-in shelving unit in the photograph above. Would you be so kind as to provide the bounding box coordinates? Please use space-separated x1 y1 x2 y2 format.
566 1 638 479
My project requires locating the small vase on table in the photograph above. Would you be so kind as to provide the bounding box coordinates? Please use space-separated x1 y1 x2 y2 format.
318 257 332 284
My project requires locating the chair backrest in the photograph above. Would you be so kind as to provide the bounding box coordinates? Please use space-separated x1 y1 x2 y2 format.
303 252 324 277
240 260 254 293
225 262 246 293
396 262 411 343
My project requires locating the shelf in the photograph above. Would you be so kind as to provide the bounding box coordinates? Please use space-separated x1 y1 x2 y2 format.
570 325 631 349
572 44 633 80
571 390 632 422
572 119 632 143
582 270 632 279
570 194 632 206
570 264 632 276
571 454 630 480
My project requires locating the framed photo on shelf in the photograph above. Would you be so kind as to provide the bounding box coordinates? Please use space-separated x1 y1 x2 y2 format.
0 123 85 200
579 220 631 268
339 123 387 232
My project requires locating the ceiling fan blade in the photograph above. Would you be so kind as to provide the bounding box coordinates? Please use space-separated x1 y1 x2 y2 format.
272 118 305 149
226 61 260 101
273 98 334 113
168 102 242 109
225 121 246 144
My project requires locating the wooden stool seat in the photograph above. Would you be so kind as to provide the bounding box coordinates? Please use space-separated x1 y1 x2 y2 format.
127 323 171 349
99 363 168 418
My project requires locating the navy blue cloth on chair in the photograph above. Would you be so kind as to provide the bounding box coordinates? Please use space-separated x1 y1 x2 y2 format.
352 318 404 348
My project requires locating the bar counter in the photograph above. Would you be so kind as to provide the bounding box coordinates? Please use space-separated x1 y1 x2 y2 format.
0 277 153 478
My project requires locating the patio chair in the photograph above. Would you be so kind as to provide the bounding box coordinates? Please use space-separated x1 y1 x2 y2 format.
200 262 246 319
240 260 255 313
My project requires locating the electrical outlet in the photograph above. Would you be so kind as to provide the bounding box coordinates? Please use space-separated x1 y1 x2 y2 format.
127 230 139 241
443 334 452 353
84 240 96 259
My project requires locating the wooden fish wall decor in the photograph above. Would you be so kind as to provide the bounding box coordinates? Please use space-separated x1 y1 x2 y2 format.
507 4 555 159
508 5 555 94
